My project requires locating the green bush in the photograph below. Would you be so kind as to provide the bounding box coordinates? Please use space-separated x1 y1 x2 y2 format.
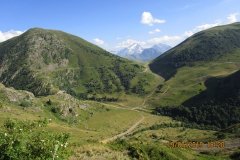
19 99 32 108
0 119 70 160
110 140 177 160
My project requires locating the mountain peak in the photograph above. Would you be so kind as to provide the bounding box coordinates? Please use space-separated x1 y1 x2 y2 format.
151 44 171 52
0 27 157 98
117 43 171 62
127 43 144 55
25 28 52 34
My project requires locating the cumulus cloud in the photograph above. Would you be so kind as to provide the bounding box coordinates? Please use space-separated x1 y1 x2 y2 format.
0 30 23 42
184 22 221 37
116 36 181 48
196 22 221 30
116 13 240 49
184 13 239 37
149 28 161 34
141 12 165 26
147 36 182 46
116 39 146 48
227 13 239 23
93 38 105 45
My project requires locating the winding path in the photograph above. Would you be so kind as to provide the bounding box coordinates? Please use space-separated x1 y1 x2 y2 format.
100 67 163 144
100 116 145 144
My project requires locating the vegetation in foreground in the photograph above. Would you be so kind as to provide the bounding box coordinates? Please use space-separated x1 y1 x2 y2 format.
0 119 70 160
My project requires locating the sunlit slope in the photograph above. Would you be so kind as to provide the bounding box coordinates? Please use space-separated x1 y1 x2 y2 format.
150 22 240 80
0 28 158 98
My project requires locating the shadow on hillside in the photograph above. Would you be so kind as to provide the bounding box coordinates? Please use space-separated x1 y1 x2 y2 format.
148 62 177 80
183 70 240 107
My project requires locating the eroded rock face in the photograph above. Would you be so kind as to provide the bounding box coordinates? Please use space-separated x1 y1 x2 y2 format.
0 27 150 98
49 90 89 118
0 83 34 102
0 28 71 96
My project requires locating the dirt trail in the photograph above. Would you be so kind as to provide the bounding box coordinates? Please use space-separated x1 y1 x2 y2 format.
100 116 145 144
161 85 169 96
143 67 148 73
100 69 162 144
100 82 158 143
132 84 169 111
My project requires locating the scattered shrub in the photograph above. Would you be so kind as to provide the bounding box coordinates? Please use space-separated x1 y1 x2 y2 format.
0 119 70 160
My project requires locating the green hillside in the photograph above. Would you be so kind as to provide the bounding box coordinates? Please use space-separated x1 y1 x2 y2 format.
149 22 240 80
183 70 240 106
0 26 239 159
150 23 240 129
155 70 240 129
0 28 157 99
148 23 240 107
0 82 228 160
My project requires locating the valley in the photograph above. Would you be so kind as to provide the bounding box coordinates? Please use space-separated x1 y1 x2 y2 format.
0 23 240 160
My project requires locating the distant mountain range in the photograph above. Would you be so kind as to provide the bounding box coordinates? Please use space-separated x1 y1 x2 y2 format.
115 43 171 62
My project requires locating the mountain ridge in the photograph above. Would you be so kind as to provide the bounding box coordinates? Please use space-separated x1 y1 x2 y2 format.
149 22 240 80
117 43 171 62
0 28 157 98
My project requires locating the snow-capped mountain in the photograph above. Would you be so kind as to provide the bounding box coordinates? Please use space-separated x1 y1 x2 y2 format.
117 43 144 57
116 43 171 62
152 44 172 53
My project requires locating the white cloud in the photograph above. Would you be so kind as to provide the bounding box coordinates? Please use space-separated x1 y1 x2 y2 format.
184 22 221 37
116 39 146 48
227 13 239 23
149 28 161 34
183 31 194 37
0 30 23 42
93 38 105 45
147 36 182 46
196 22 221 30
183 13 239 38
116 36 181 49
116 12 240 49
141 12 166 26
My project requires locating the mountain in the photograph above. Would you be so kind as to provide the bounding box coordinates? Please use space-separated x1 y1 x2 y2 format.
140 44 171 62
148 23 240 113
117 43 171 62
151 23 240 128
155 70 240 128
183 70 240 106
118 43 144 57
0 28 156 98
150 22 240 80
151 44 172 52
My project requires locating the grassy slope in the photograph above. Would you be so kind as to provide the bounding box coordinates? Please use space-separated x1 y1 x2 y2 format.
0 82 229 159
148 46 240 107
149 22 240 80
1 24 239 159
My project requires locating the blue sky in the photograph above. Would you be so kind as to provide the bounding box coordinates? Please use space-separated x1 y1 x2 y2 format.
0 0 240 50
